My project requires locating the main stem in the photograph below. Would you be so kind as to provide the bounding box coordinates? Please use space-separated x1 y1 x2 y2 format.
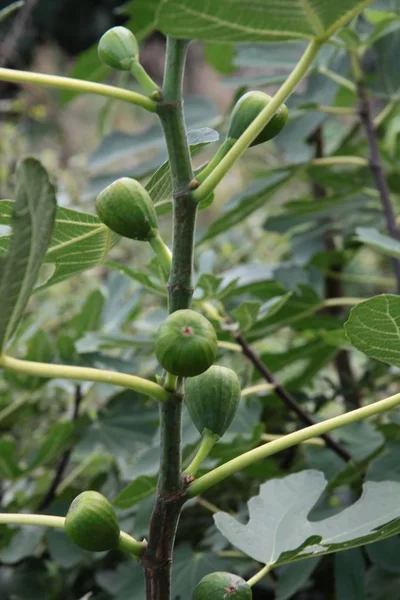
142 38 195 600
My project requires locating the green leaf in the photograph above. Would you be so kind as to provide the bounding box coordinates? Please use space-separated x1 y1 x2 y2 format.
276 558 321 600
113 475 157 509
345 294 400 368
198 172 292 244
156 0 373 43
0 159 56 351
334 548 366 600
0 439 22 479
27 422 74 471
355 227 400 259
106 261 166 296
214 470 400 567
0 527 44 564
231 301 261 332
0 201 118 291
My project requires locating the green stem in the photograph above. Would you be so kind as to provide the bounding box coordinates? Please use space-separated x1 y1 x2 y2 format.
130 60 161 97
311 156 368 167
193 139 234 185
188 390 400 497
0 68 157 111
164 371 178 392
0 355 168 403
184 429 218 476
241 383 276 396
247 564 271 588
260 433 325 446
149 232 172 278
192 40 322 202
118 531 147 558
318 66 356 92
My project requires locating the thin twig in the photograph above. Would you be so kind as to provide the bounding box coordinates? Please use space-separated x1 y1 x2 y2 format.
38 385 82 511
308 127 362 410
234 333 352 462
355 65 400 293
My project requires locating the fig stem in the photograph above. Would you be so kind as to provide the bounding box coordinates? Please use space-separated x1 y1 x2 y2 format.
164 371 178 392
192 39 322 202
130 60 161 97
247 563 271 588
118 531 147 558
149 232 172 278
193 139 234 186
0 354 168 402
0 67 157 112
188 389 400 497
183 429 218 477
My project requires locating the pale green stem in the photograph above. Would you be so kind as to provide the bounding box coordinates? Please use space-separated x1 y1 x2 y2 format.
321 269 395 288
200 301 225 323
0 514 65 528
241 383 276 397
0 355 168 402
188 390 400 497
195 497 221 514
374 100 397 127
318 66 356 92
0 68 157 112
311 156 368 167
130 60 160 97
192 40 322 202
260 433 325 446
164 372 178 392
193 139 235 186
217 341 242 352
55 454 98 495
118 531 147 558
247 564 271 588
149 232 172 278
318 106 356 116
184 429 218 476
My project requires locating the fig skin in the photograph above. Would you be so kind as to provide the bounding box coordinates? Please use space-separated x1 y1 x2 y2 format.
192 572 252 600
98 26 139 70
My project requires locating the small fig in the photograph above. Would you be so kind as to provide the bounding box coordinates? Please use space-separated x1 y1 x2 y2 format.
155 309 218 377
96 177 158 241
192 572 252 600
185 365 240 439
65 490 120 552
227 91 288 146
98 26 139 70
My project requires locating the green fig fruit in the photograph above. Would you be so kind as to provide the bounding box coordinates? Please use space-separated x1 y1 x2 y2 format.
96 177 158 241
185 365 240 439
227 91 288 146
192 572 252 600
98 26 139 70
155 309 218 377
65 490 120 552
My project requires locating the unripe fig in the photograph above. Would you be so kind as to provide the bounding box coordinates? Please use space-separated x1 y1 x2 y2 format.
227 91 288 146
185 365 240 439
192 572 252 600
96 177 158 241
98 26 139 70
155 309 218 377
65 490 120 552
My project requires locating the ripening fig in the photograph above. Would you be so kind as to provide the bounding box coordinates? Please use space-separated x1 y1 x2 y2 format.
185 365 240 439
155 309 218 377
192 572 252 600
96 177 158 241
64 490 120 552
98 26 139 70
227 91 288 146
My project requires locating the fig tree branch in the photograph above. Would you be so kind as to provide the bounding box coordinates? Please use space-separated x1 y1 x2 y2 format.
351 52 400 293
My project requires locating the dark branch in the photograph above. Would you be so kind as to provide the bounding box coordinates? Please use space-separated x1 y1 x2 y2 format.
38 385 82 512
234 333 352 462
356 78 400 293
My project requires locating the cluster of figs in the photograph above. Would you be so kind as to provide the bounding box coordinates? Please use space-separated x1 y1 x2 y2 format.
63 24 288 599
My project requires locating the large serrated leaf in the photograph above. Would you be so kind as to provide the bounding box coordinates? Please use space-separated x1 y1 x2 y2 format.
214 469 400 568
345 294 400 368
0 159 56 351
0 202 119 291
156 0 373 43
